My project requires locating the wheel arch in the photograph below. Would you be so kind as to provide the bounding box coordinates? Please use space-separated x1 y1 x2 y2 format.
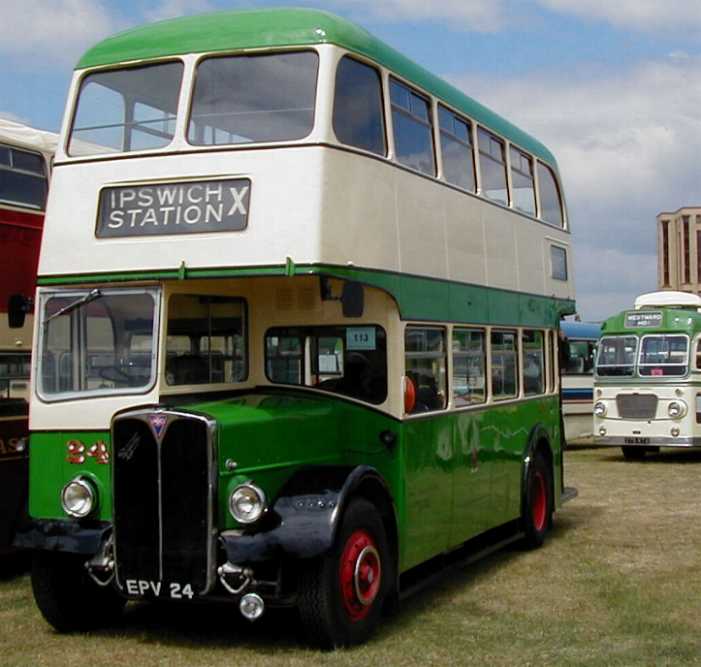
521 423 554 519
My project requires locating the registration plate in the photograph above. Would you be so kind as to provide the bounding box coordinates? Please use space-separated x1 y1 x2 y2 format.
624 437 650 445
124 579 195 599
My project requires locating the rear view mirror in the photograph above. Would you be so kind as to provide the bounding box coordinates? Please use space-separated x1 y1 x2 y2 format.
8 294 32 329
341 282 364 318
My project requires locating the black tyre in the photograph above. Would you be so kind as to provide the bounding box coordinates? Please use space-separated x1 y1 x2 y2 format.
621 446 646 461
298 498 391 649
31 551 126 632
521 451 552 549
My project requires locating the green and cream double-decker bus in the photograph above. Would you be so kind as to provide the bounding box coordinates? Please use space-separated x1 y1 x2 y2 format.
594 291 701 460
21 9 576 647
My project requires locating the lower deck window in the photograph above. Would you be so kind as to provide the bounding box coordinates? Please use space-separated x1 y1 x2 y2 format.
265 325 387 404
452 328 486 406
405 326 447 413
491 330 518 399
522 330 545 396
166 295 247 385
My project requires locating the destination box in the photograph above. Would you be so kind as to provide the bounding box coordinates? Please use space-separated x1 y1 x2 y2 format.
97 178 251 238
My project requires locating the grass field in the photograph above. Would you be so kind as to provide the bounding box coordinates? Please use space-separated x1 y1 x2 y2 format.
2 447 701 666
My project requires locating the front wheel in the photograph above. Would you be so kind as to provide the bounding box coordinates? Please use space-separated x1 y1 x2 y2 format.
521 451 552 549
298 498 391 648
31 551 125 632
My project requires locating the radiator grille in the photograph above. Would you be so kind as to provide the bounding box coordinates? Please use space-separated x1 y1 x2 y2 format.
616 394 658 420
112 411 215 595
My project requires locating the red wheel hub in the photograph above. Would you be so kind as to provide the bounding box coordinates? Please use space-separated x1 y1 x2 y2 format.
531 471 547 531
339 529 382 622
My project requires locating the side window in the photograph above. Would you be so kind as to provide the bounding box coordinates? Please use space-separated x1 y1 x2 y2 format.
333 56 386 156
477 128 508 205
549 330 557 392
537 162 564 227
491 330 518 400
389 78 435 176
696 339 701 370
0 144 48 210
452 328 486 406
565 340 596 375
523 330 545 396
265 326 387 404
551 245 568 281
510 146 536 215
405 326 447 413
438 105 475 192
166 295 247 385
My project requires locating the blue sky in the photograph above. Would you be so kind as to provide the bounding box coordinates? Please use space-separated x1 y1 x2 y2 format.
4 0 701 320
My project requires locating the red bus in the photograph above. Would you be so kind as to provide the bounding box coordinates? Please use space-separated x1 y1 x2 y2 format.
0 120 56 553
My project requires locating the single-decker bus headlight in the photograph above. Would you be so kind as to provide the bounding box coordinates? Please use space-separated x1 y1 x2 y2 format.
61 477 97 518
668 400 687 419
594 401 607 417
229 483 267 524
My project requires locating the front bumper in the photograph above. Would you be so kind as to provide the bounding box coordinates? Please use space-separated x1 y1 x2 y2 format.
594 436 701 448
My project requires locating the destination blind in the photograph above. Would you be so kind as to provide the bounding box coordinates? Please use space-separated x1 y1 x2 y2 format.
96 178 251 238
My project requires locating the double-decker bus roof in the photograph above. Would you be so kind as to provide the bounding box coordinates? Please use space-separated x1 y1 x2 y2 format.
0 119 58 155
76 8 558 167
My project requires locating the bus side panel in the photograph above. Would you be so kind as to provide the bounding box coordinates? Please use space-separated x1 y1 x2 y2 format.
400 395 563 571
399 417 454 571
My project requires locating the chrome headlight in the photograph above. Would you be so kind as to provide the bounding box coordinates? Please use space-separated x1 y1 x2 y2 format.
229 483 267 524
668 400 687 419
593 401 607 417
61 477 96 518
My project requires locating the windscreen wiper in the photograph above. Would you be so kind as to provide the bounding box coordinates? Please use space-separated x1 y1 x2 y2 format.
44 288 103 325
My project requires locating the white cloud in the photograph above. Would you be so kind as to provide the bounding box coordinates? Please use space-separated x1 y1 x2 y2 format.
450 57 701 319
0 0 120 64
325 0 509 32
144 0 216 23
538 0 701 31
0 111 28 124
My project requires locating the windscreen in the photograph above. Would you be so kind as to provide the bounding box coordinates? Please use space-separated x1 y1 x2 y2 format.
638 335 688 377
188 52 318 145
596 336 637 377
39 289 158 398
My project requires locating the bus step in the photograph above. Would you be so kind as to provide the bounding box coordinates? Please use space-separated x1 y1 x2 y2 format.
561 486 578 504
399 520 523 602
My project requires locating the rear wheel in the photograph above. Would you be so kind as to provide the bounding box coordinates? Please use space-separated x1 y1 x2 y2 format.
31 551 125 632
521 451 552 549
621 446 646 461
298 498 391 648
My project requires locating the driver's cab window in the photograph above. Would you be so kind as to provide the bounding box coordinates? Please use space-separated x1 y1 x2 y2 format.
166 295 247 385
265 326 387 404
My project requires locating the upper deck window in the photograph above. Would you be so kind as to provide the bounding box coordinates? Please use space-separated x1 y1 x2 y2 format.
188 52 318 146
0 144 48 210
69 62 183 156
537 162 564 227
438 105 475 192
333 56 386 156
510 147 536 215
389 78 435 176
477 128 508 205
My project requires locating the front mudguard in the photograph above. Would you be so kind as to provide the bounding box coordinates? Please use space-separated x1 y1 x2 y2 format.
221 464 394 564
13 519 110 555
